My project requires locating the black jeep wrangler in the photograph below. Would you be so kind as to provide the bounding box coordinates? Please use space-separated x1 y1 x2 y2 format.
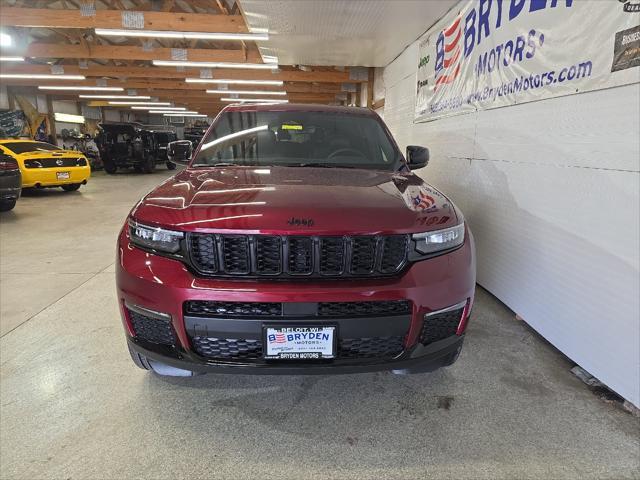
144 126 178 171
183 126 207 149
96 123 177 174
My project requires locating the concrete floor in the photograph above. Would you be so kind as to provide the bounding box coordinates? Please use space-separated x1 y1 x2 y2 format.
1 170 638 480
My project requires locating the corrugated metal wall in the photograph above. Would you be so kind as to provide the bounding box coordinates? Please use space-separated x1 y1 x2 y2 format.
381 41 640 406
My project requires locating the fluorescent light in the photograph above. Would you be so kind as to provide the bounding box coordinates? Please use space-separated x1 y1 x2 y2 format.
79 95 152 99
0 32 12 47
130 106 186 111
186 78 283 86
54 113 85 124
220 98 289 103
0 56 24 62
149 111 199 114
164 113 208 117
39 86 124 91
2 74 86 80
206 89 286 96
108 101 171 105
95 28 268 41
153 60 277 70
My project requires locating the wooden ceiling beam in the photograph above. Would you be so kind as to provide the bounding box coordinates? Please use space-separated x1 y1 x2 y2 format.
43 82 341 95
0 7 248 33
18 42 259 63
0 64 361 83
2 79 344 98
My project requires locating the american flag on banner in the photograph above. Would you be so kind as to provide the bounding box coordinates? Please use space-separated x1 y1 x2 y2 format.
435 16 462 91
274 332 287 343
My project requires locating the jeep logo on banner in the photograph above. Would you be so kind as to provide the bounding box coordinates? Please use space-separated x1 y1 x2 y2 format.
415 0 640 123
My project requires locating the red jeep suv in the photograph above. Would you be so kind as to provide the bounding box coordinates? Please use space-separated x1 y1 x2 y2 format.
116 104 476 376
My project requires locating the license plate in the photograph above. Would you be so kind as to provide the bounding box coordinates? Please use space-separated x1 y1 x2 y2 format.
56 172 70 180
264 326 336 360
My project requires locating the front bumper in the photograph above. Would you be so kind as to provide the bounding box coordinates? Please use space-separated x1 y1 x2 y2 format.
116 226 476 374
128 334 464 374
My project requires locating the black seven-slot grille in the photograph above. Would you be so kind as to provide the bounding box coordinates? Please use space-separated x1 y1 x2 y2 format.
187 233 409 278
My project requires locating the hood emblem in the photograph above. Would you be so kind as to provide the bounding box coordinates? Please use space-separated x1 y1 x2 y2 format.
287 217 314 227
55 159 64 166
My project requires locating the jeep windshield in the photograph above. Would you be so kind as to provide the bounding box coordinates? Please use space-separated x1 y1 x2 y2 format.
191 110 402 170
1 142 61 154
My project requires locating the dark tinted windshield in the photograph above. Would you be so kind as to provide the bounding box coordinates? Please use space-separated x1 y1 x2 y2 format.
192 110 400 170
1 141 61 154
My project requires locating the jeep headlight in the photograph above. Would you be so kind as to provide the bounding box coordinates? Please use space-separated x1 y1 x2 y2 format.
412 223 465 255
129 219 183 253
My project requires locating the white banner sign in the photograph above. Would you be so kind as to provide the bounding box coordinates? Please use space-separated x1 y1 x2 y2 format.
415 0 640 122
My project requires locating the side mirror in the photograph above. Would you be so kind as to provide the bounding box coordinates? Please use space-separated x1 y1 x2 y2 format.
406 145 429 170
167 140 193 165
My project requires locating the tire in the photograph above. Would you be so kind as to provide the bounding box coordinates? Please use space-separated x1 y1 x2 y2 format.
103 159 117 174
61 183 81 192
142 156 155 174
0 199 16 212
133 164 144 173
166 161 176 170
128 343 152 371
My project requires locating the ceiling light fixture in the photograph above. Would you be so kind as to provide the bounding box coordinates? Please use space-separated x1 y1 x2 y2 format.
220 98 289 103
0 32 13 47
186 78 283 86
108 101 171 105
79 95 152 99
39 86 124 91
163 113 208 117
147 110 199 114
2 74 86 80
153 60 277 70
206 89 286 96
0 56 24 62
130 106 187 111
54 113 85 124
95 28 268 41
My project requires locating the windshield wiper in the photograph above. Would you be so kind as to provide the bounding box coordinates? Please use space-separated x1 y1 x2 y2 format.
286 163 354 169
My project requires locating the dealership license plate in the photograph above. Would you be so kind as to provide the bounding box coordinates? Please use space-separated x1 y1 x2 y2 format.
56 172 70 180
264 326 336 360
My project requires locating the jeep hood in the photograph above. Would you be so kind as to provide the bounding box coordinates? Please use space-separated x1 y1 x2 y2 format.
131 166 459 234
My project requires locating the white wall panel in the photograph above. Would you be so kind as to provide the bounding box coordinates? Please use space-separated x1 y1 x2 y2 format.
383 42 640 406
102 109 120 122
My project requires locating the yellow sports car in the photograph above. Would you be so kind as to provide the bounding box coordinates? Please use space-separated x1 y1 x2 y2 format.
0 139 91 191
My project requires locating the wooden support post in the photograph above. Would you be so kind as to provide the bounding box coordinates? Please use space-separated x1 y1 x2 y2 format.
7 87 15 110
46 95 57 143
367 68 375 109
